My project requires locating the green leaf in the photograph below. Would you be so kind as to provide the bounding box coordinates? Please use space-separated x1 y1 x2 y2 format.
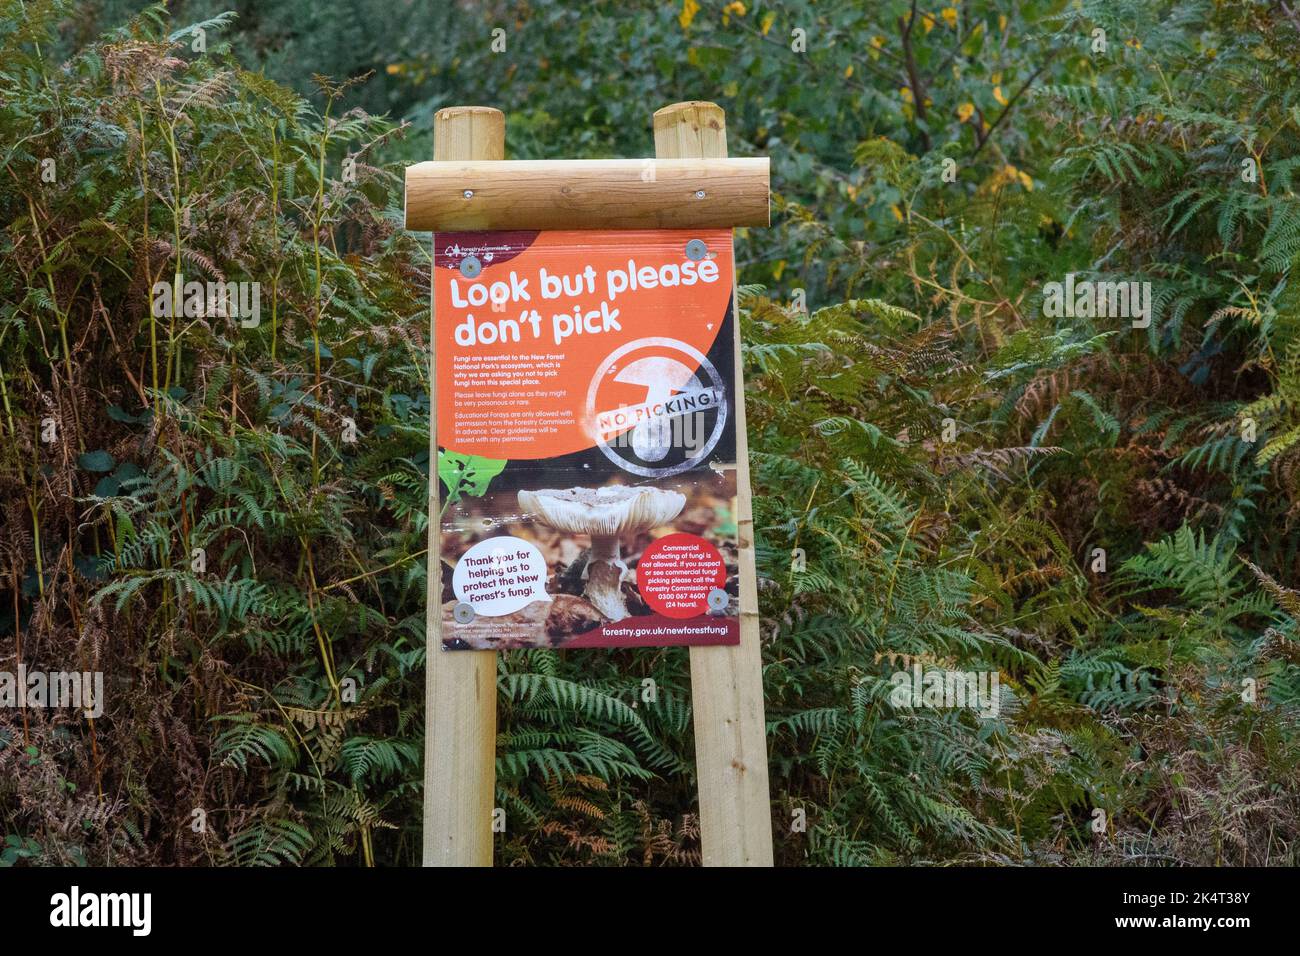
77 450 116 472
437 451 507 503
106 404 147 423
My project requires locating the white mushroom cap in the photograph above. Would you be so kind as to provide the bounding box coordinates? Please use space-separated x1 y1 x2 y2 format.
519 486 686 536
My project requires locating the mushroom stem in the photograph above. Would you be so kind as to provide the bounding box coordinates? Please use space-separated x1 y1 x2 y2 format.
584 533 628 621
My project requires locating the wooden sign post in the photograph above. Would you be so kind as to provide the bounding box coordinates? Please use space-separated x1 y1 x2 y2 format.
421 106 503 868
655 102 773 867
411 102 773 867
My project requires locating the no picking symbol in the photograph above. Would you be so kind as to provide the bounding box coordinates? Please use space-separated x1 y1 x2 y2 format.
614 356 699 462
587 337 728 478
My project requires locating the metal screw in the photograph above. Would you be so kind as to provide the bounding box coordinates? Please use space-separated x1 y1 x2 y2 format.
695 189 706 199
685 239 708 261
459 255 482 278
453 602 476 624
463 189 474 199
707 588 729 613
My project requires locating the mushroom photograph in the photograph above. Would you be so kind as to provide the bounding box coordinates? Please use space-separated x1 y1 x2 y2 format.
518 485 686 621
439 472 738 649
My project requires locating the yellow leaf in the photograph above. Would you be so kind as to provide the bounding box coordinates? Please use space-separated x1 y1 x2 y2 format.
998 14 1007 31
773 259 786 281
999 164 1032 191
844 65 854 78
870 35 886 48
956 102 975 122
993 85 1008 106
941 7 958 27
899 86 914 103
679 0 699 30
760 11 776 35
921 13 936 33
891 204 904 222
385 63 403 75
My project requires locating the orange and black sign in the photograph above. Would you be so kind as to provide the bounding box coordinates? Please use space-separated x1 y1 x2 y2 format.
434 230 740 649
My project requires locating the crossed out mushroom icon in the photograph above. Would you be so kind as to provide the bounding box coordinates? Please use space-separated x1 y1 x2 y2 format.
518 485 686 621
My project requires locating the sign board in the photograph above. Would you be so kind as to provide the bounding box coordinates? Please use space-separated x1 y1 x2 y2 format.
414 102 773 867
434 229 741 649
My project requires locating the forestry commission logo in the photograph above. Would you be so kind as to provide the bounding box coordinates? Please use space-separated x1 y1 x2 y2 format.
586 337 728 478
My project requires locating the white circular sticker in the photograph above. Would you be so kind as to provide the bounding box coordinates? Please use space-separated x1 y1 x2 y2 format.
452 537 551 617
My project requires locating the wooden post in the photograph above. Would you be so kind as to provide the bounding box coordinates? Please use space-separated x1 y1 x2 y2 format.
654 101 775 866
422 106 504 867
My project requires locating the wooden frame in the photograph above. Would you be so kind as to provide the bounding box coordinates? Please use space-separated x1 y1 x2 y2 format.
418 101 773 867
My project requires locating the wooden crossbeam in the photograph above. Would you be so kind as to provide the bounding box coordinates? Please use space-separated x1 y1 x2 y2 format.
404 157 769 232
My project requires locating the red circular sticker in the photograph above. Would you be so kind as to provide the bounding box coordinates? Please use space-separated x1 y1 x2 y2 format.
636 533 727 619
